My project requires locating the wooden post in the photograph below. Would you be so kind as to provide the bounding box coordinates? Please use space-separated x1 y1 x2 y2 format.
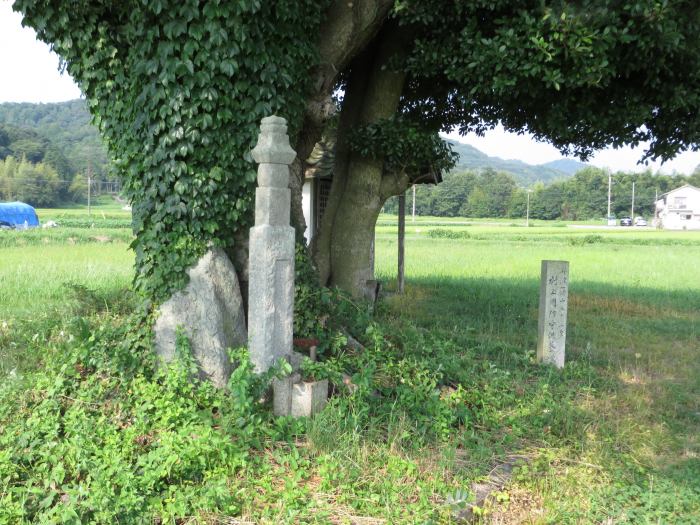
398 192 406 294
87 163 92 218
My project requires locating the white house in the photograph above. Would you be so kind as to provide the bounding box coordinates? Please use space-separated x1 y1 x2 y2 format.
654 184 700 230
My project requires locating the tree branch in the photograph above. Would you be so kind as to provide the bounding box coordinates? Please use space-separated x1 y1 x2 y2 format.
305 0 394 128
380 170 411 200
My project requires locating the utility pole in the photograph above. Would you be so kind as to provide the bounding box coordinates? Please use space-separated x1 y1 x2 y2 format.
87 163 92 218
526 189 532 227
607 171 612 224
397 192 406 294
631 181 635 220
412 184 416 222
655 188 659 222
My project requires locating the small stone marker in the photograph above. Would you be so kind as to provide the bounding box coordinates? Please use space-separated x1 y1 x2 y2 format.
537 260 569 368
291 379 329 417
249 115 297 416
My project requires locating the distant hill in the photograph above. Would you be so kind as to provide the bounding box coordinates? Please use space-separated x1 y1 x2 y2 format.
0 99 109 177
445 139 587 185
540 158 588 175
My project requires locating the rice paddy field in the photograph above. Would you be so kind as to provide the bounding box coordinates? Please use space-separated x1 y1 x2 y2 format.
0 206 698 523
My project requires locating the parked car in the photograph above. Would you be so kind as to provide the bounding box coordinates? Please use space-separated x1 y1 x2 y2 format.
620 216 632 226
634 216 648 226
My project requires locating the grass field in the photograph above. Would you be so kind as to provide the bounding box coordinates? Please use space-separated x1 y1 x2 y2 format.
0 210 698 523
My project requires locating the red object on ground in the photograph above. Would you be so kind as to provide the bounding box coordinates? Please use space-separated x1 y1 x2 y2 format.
293 338 320 348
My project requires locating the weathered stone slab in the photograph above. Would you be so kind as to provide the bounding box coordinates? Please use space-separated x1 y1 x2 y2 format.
154 247 247 387
248 226 295 373
536 260 569 368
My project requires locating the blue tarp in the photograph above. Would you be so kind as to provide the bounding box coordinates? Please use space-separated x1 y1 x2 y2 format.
0 202 40 228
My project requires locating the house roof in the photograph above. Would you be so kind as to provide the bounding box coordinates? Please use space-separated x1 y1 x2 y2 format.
657 183 700 199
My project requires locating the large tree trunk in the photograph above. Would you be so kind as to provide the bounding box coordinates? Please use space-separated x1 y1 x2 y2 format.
312 25 410 298
289 0 394 243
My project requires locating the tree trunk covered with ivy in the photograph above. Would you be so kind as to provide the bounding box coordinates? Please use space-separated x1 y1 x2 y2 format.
16 0 700 306
15 0 329 302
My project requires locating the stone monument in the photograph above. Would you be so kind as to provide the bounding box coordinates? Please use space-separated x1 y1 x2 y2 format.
249 116 297 415
537 260 569 368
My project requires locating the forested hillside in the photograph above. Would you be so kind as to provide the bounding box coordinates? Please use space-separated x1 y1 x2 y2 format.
0 99 109 177
541 158 589 176
0 124 72 176
0 100 113 206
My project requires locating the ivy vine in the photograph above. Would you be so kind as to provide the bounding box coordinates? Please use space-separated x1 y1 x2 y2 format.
15 0 327 300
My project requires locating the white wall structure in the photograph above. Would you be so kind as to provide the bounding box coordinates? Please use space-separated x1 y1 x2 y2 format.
301 178 314 242
655 184 700 230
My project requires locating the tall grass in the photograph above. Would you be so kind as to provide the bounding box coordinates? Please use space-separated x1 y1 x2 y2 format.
0 244 133 318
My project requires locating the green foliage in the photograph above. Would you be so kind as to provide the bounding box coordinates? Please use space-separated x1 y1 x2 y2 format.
293 244 371 359
0 100 110 178
48 217 132 229
427 228 471 239
15 0 326 301
0 228 133 249
395 168 521 218
568 234 603 246
348 117 458 180
0 314 285 523
0 155 63 207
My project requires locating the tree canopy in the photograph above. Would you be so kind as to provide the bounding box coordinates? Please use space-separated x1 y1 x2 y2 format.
15 0 700 299
396 1 700 160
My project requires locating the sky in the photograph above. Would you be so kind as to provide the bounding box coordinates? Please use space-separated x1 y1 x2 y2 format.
2 0 699 175
0 2 81 103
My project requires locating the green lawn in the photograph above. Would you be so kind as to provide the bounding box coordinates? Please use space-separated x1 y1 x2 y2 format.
0 219 698 523
0 243 133 318
375 223 699 522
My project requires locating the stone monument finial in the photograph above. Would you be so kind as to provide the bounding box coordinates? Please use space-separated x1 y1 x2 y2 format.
251 115 297 168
